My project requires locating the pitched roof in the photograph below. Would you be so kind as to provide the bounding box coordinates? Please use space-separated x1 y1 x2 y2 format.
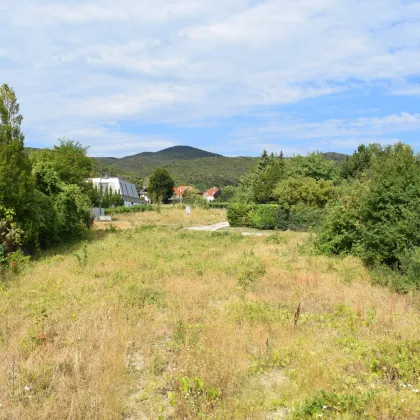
173 186 193 196
203 187 220 197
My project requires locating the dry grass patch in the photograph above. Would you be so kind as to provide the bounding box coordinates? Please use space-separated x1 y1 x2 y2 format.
1 224 420 419
94 207 227 230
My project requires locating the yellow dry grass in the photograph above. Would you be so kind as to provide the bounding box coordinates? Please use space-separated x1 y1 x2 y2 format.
1 217 420 419
93 207 227 230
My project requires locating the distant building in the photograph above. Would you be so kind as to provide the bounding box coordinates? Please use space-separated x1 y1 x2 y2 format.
173 186 193 200
139 186 151 204
202 187 221 202
91 177 141 207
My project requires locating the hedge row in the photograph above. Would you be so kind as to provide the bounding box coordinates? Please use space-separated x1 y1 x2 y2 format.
227 203 325 231
105 204 154 215
208 202 230 209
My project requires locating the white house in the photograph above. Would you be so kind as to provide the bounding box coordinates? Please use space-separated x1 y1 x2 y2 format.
202 187 221 202
91 177 141 207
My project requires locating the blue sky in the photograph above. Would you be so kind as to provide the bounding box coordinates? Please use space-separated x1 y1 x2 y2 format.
1 0 420 157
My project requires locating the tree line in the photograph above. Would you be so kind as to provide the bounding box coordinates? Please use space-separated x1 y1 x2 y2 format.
227 144 420 290
0 85 109 268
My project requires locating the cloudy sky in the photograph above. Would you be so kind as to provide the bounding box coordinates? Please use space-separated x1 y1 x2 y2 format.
1 0 420 157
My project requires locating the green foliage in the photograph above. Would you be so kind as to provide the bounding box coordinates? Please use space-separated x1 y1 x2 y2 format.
252 205 280 230
250 348 292 375
227 204 256 227
0 206 25 262
288 205 326 231
54 184 93 239
365 339 420 383
105 204 154 215
120 284 164 309
218 186 237 202
148 168 174 203
253 154 285 203
72 243 88 267
208 202 230 209
237 251 266 288
341 144 378 179
274 176 337 208
0 84 35 226
182 187 202 204
318 143 420 272
285 152 340 181
30 139 93 192
294 390 375 418
95 186 124 208
228 203 324 232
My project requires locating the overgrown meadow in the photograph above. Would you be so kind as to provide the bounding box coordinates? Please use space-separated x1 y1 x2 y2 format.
1 214 420 419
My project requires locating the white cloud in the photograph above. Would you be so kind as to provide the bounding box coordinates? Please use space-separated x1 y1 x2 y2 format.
231 112 420 153
1 0 420 154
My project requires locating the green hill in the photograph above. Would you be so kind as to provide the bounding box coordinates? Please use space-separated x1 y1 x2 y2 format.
27 145 348 189
92 146 248 188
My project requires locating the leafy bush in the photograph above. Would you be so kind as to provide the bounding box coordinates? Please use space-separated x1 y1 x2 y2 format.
208 202 230 209
274 176 337 208
252 205 278 230
54 185 93 239
318 144 420 270
228 203 322 232
0 206 25 263
288 205 326 231
294 390 375 418
105 204 154 215
227 204 256 227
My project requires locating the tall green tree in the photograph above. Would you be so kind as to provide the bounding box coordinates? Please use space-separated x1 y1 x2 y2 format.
148 168 174 203
253 153 285 203
0 84 34 224
341 144 378 179
30 139 93 191
318 143 420 269
234 150 276 203
285 152 339 181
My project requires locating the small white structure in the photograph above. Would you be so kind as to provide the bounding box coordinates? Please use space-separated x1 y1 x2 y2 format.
91 177 141 207
139 187 151 204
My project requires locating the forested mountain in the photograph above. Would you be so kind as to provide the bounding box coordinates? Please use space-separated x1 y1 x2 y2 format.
92 145 347 189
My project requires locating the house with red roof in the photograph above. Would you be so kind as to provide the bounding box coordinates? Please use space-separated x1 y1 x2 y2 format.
173 186 193 200
202 187 221 202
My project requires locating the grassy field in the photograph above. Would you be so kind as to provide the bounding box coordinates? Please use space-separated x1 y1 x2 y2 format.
1 210 420 419
96 207 227 230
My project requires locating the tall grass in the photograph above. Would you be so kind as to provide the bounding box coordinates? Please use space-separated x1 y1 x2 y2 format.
1 222 420 418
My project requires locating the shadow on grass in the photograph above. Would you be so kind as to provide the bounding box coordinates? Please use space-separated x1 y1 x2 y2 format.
33 228 116 261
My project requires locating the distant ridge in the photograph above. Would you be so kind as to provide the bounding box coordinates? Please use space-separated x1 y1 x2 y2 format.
91 145 348 189
26 144 348 189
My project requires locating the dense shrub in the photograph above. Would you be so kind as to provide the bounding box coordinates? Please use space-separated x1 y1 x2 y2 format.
105 204 154 215
208 202 230 209
0 206 24 262
54 185 94 239
252 205 279 230
289 205 326 231
228 203 323 232
318 144 420 270
274 176 337 208
227 204 256 227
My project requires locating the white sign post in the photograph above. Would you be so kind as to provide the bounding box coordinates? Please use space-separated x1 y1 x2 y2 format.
186 205 191 216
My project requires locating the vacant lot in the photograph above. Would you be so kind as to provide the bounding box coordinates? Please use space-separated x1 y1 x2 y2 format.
1 217 420 418
95 207 227 230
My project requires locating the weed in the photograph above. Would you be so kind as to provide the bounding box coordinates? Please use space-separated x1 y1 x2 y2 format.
265 233 287 245
120 284 164 309
237 251 266 289
293 390 376 418
72 243 88 266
